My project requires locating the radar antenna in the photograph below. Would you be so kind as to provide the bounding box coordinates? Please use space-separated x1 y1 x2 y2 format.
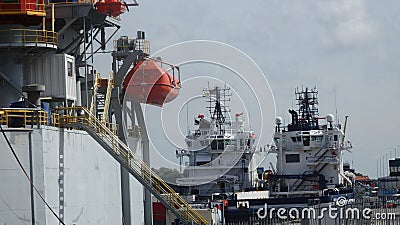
203 84 231 134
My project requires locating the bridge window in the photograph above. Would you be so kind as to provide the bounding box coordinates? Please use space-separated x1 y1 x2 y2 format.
291 137 297 142
303 136 310 146
286 154 300 163
67 61 73 77
196 161 208 166
211 140 224 150
311 135 323 142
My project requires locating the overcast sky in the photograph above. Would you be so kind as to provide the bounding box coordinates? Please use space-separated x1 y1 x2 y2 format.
100 0 400 178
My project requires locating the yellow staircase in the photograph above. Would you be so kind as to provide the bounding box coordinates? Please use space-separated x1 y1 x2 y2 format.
89 73 114 123
53 106 209 225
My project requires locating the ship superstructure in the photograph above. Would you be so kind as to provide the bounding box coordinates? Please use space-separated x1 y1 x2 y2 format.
176 86 257 197
267 87 353 196
204 87 355 224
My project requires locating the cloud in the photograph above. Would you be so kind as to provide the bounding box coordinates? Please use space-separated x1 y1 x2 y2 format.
316 0 377 48
113 0 400 178
334 18 376 45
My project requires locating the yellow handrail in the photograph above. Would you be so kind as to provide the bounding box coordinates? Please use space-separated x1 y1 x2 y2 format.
52 112 119 135
0 29 58 45
102 73 114 124
0 2 46 16
48 0 95 5
0 109 48 127
89 73 100 116
127 125 141 138
52 106 209 225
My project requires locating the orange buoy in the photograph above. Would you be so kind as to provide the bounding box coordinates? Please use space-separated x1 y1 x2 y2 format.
123 60 180 107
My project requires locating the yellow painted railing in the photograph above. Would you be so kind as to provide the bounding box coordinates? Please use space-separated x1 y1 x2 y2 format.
0 109 117 134
0 108 48 127
0 29 58 46
0 2 45 16
104 122 118 135
102 73 114 124
127 125 141 138
89 73 100 116
52 113 61 127
52 112 118 135
50 0 94 4
52 106 209 225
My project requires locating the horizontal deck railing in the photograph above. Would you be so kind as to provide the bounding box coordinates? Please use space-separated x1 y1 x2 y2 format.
0 108 48 127
0 2 45 16
0 29 58 46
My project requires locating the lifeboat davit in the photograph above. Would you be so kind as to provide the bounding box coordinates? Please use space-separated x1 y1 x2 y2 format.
123 60 180 107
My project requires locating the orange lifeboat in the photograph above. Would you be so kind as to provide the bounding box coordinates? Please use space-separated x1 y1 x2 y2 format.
123 59 180 107
96 0 127 17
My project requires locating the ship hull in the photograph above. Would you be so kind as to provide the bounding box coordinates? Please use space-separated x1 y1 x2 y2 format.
0 126 144 225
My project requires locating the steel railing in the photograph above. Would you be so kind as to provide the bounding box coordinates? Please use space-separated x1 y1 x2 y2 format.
306 156 338 164
0 108 48 127
50 0 95 4
127 125 141 138
0 2 45 16
52 113 118 135
0 29 58 46
114 38 150 55
102 73 114 124
52 106 209 225
89 73 101 116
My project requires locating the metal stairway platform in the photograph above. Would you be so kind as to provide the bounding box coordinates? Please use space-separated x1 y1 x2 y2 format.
53 106 209 225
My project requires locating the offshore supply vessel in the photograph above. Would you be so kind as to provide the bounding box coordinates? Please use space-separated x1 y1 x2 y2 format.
0 1 208 225
267 87 354 195
169 86 355 224
175 85 258 197
222 88 355 224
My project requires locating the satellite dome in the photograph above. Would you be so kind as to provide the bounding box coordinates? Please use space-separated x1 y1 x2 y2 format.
275 117 283 125
326 114 334 123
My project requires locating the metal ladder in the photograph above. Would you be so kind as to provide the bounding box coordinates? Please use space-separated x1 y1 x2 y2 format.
89 73 100 116
55 106 209 225
101 73 114 124
89 73 114 123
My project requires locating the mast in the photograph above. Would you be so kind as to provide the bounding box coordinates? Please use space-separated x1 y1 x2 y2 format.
204 85 231 134
288 86 320 131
